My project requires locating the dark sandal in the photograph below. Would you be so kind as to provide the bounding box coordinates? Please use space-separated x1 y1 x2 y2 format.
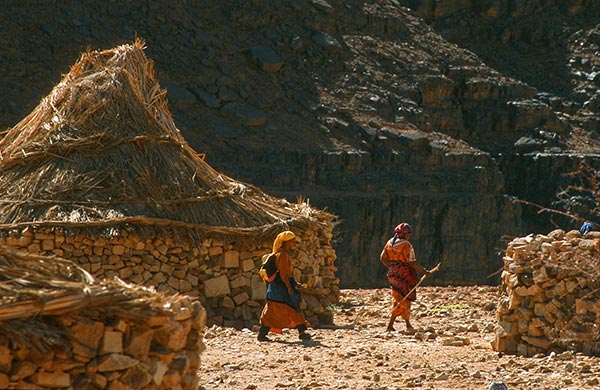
299 332 312 340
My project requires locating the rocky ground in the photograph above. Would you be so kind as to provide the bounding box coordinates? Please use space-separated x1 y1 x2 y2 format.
199 286 600 390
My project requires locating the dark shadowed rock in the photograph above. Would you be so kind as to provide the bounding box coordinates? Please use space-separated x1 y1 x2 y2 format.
488 381 508 390
514 136 543 152
249 45 284 73
312 31 343 53
311 0 334 13
164 83 197 104
290 35 304 51
399 132 430 149
221 102 267 127
190 88 221 109
217 86 238 102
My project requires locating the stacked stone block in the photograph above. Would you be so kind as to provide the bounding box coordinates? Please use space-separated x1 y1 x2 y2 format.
493 229 600 356
0 296 205 390
0 225 339 328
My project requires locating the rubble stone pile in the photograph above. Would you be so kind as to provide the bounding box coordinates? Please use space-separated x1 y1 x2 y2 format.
493 229 600 356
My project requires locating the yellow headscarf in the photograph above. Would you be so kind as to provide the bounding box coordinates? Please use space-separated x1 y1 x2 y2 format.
272 231 296 254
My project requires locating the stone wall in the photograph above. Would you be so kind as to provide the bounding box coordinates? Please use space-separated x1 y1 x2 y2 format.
0 225 339 328
0 295 205 390
493 229 600 356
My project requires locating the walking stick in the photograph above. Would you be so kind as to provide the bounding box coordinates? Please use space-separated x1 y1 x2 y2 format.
391 262 441 312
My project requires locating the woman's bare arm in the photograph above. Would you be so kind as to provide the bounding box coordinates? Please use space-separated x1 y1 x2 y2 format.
409 261 431 275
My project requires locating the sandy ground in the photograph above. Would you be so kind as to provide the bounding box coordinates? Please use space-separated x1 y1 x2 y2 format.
199 286 600 390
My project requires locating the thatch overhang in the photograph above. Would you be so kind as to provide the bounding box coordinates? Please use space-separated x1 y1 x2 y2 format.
0 245 202 349
0 246 176 323
0 40 332 242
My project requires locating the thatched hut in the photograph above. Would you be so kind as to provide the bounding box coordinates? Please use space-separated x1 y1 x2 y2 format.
0 40 339 328
0 246 205 389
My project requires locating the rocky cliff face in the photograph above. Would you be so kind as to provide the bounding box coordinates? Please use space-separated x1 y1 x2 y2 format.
1 1 598 287
223 140 524 286
410 0 600 231
404 0 600 151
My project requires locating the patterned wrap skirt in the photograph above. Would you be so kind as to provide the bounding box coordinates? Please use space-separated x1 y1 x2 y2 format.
387 261 418 301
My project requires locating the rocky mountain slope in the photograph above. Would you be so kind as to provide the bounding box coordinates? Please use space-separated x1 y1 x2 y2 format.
1 1 599 287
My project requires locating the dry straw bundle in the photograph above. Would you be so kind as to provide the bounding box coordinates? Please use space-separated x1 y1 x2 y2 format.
0 245 179 322
0 39 330 242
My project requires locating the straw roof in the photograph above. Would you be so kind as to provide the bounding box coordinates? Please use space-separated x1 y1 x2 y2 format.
0 39 329 239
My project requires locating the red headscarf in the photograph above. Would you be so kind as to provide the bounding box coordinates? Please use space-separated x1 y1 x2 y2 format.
392 223 412 245
394 223 412 235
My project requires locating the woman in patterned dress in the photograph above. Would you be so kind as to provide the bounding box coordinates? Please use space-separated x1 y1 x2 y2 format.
380 223 431 332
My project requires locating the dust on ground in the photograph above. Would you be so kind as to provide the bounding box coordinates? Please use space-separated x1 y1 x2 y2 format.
199 286 600 390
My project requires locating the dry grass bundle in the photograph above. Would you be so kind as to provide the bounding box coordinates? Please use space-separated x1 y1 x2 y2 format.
0 39 332 240
0 245 179 322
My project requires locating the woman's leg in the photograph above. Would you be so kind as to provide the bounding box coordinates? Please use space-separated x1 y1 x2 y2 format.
390 289 412 332
296 323 312 339
257 324 270 341
386 315 397 332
